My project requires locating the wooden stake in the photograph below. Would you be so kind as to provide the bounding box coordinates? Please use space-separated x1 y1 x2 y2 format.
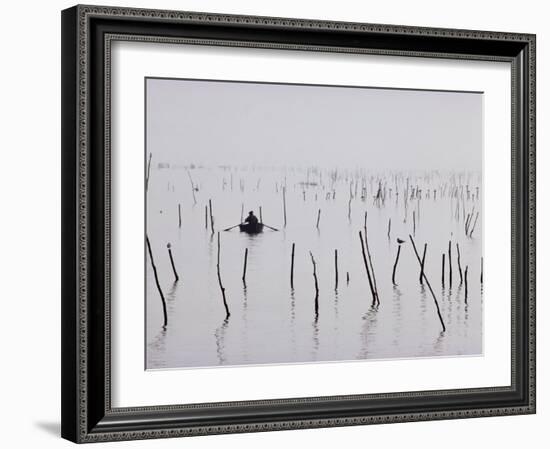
364 212 379 305
259 206 263 223
309 251 320 317
217 232 230 319
209 199 215 234
392 244 402 286
290 243 295 289
185 168 197 205
240 203 244 223
178 204 182 228
387 218 391 239
146 236 167 327
334 249 339 290
359 231 377 306
419 243 427 285
205 205 208 229
469 212 479 237
480 257 484 284
409 235 446 332
316 208 321 229
167 243 179 283
242 248 248 284
442 253 445 287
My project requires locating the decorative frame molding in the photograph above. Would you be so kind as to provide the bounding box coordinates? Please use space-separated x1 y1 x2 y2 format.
61 4 535 443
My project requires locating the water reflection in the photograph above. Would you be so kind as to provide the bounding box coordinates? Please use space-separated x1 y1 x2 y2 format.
311 316 320 360
391 286 403 349
214 319 229 365
358 305 379 359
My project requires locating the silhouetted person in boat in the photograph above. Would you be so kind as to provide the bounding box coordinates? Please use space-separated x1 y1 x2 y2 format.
244 211 259 226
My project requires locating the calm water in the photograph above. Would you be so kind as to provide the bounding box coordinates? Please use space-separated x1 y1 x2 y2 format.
146 166 482 369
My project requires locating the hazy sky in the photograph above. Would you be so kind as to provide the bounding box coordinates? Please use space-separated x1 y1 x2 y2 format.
146 78 482 171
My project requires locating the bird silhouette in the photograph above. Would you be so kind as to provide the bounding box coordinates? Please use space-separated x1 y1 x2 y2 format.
397 238 405 244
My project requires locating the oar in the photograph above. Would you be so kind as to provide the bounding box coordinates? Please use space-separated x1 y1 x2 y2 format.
263 223 279 231
223 223 242 232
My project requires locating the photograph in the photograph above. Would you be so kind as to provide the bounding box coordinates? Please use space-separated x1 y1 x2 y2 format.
144 77 484 370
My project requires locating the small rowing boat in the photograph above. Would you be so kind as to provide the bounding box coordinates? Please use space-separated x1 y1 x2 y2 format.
239 223 264 234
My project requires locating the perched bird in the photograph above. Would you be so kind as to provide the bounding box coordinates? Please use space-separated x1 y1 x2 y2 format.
397 238 405 245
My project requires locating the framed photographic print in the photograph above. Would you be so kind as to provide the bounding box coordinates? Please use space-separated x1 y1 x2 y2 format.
61 4 536 443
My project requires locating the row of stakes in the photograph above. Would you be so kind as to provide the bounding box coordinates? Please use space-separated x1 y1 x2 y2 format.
147 222 482 333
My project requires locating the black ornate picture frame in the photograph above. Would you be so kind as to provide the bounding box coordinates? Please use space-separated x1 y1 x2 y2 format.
61 4 536 443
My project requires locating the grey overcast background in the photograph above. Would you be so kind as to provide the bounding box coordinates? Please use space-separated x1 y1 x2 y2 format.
146 78 483 170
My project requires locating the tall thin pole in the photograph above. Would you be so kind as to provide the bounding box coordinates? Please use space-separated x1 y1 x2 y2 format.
419 243 427 285
359 231 377 306
146 236 167 327
217 232 230 319
392 244 402 285
209 199 215 234
334 249 339 290
290 243 295 289
309 251 320 318
409 235 446 332
316 209 321 229
167 243 179 283
441 253 445 287
242 248 248 284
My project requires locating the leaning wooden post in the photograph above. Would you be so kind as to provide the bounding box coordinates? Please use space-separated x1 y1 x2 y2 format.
242 248 248 284
216 233 230 319
309 251 320 318
364 212 379 305
316 209 321 229
146 236 167 327
185 168 197 205
209 199 215 234
167 243 179 283
392 243 402 286
448 240 453 288
456 242 463 284
205 205 208 229
178 204 182 228
409 235 446 332
469 212 479 237
419 243 427 285
334 249 339 290
480 257 484 284
387 218 391 239
464 265 469 303
359 231 377 306
290 243 295 289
